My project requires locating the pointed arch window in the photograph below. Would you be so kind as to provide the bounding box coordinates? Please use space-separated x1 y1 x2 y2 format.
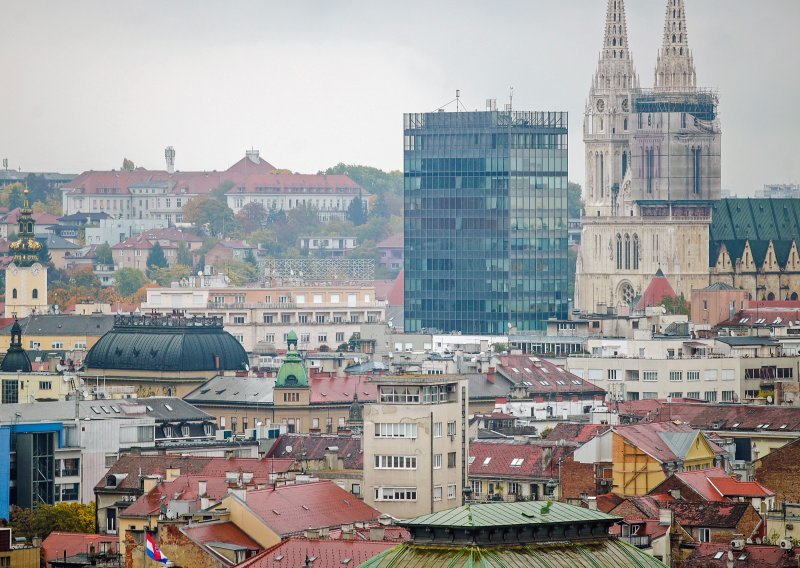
32 289 38 300
633 234 640 269
616 234 623 270
624 234 631 270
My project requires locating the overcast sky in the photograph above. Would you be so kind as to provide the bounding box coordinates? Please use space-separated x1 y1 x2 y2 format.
1 0 797 195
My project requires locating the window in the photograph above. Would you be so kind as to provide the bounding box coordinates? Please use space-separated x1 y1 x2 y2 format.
687 371 700 382
318 334 327 343
447 452 457 468
433 486 442 501
433 422 443 438
52 342 63 349
281 314 291 324
11 288 16 299
374 423 417 438
379 386 420 403
510 458 525 467
668 392 683 399
316 315 326 324
704 391 718 402
283 392 300 402
374 455 417 469
608 370 619 381
669 371 683 382
692 147 702 194
299 314 309 324
643 371 658 381
335 332 344 342
301 333 310 343
722 391 736 402
39 381 52 390
704 370 718 381
232 315 245 324
32 288 39 299
203 423 215 436
448 484 456 499
433 454 442 469
263 314 274 323
698 528 711 542
447 421 457 437
374 487 417 501
508 482 521 495
687 391 701 399
265 334 275 343
642 392 658 399
2 380 19 404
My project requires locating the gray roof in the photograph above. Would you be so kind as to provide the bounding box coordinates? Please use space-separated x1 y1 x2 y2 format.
185 375 275 405
716 336 778 346
133 397 213 422
700 282 738 291
344 361 388 374
0 396 208 424
468 373 513 400
659 431 697 460
0 314 116 337
38 233 80 250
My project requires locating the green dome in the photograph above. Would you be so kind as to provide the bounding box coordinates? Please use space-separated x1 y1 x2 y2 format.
1 318 32 373
275 331 307 388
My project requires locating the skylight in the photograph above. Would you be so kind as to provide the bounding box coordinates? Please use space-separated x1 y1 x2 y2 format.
539 380 550 386
780 424 788 429
510 458 524 466
483 457 492 465
90 406 100 414
713 552 724 560
572 379 582 385
164 404 174 411
556 380 566 385
524 368 532 373
511 368 519 373
146 405 154 411
468 456 476 464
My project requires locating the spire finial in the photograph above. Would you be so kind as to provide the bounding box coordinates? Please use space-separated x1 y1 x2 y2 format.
654 0 697 91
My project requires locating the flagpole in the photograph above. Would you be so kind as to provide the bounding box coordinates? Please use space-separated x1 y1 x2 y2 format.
143 526 148 568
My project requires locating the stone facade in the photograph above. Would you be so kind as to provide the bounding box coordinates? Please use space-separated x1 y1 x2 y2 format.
575 0 722 312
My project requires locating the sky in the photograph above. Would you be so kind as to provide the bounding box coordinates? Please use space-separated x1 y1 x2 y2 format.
1 0 798 196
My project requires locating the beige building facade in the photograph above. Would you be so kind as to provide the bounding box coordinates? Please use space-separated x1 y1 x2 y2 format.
362 375 468 519
575 0 721 312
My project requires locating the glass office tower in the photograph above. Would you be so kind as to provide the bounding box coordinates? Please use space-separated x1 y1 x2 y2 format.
404 110 569 335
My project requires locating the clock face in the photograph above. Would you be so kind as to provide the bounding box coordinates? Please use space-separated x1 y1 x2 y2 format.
32 266 39 276
621 98 629 112
12 267 18 276
596 99 606 112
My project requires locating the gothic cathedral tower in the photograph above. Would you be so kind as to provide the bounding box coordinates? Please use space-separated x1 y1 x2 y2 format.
575 0 721 313
584 0 638 218
5 189 47 318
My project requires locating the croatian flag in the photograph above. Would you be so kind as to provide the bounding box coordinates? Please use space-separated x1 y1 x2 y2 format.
145 533 170 564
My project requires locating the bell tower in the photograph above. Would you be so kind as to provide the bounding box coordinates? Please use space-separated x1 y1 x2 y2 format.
654 0 696 91
584 0 639 217
5 189 48 318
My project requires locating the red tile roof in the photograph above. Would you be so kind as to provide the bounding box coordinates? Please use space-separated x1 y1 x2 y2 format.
684 543 800 567
595 492 624 513
240 538 396 568
635 269 677 310
659 468 729 502
122 474 246 517
1 208 60 225
386 270 404 306
181 520 262 552
42 532 119 563
708 476 775 498
309 374 376 404
468 440 573 480
616 496 753 529
546 423 611 444
496 355 604 396
613 422 725 464
227 173 365 196
719 306 800 328
266 433 363 470
237 481 381 537
225 155 277 175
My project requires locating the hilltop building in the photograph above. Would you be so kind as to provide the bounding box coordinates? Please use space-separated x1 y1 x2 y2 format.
5 189 47 318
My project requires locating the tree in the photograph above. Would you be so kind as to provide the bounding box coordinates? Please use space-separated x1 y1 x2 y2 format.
320 164 403 198
7 183 24 210
149 264 194 287
122 158 135 171
95 243 113 265
176 241 193 267
347 196 367 226
236 202 268 234
662 294 690 316
36 238 52 265
372 194 391 218
114 267 147 297
183 198 237 237
222 259 259 285
567 181 583 219
32 193 63 216
244 247 258 267
10 502 95 540
195 254 206 273
147 242 168 269
211 180 235 203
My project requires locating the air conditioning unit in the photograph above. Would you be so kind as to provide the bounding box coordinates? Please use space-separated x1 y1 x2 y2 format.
780 539 793 550
730 539 745 551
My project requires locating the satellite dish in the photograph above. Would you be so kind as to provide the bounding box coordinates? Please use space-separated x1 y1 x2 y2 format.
767 396 773 403
285 445 293 453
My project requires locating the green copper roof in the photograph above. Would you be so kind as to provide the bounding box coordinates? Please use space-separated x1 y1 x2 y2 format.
402 501 619 529
275 331 308 388
358 540 668 568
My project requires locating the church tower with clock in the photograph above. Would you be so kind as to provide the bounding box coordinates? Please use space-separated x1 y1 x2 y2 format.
584 0 638 219
5 189 47 318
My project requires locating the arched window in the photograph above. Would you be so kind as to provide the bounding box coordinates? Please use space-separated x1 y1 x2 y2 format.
672 34 677 43
624 234 631 270
32 289 38 299
622 151 628 176
616 234 623 270
623 118 628 131
633 234 639 269
27 222 33 233
12 288 17 299
791 292 798 301
767 292 776 301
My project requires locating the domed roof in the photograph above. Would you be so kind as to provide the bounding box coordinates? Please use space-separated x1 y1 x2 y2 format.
275 331 307 388
1 317 32 372
85 314 248 372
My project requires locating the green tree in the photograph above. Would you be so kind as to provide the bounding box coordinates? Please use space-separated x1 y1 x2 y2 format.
10 502 96 540
95 243 114 265
244 247 258 267
176 241 193 267
36 238 52 265
222 259 259 285
320 164 403 198
661 294 690 316
195 254 206 273
567 181 583 219
122 158 135 171
372 194 391 218
149 264 194 286
211 180 235 203
7 183 24 210
147 242 168 269
236 201 268 234
347 195 367 226
114 267 147 297
184 198 237 237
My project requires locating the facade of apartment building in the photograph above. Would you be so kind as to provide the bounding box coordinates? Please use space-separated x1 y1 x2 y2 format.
142 285 385 352
362 375 468 519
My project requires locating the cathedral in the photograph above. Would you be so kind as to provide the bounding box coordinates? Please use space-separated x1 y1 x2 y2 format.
575 0 722 312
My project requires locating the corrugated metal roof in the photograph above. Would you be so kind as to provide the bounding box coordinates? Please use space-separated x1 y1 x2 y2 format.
402 501 619 529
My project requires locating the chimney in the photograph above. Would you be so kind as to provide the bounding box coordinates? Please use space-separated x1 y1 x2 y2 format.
659 508 673 527
669 489 681 500
487 367 495 383
166 467 181 481
369 526 385 541
341 524 354 540
324 447 340 470
586 497 597 510
142 475 161 493
198 480 207 497
165 146 175 174
304 528 320 540
246 149 260 164
228 487 247 502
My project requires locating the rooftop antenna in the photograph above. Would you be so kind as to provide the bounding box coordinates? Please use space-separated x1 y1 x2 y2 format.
509 86 514 112
2 158 7 171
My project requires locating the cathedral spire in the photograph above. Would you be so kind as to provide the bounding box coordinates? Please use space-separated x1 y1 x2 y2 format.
601 0 632 62
654 0 696 91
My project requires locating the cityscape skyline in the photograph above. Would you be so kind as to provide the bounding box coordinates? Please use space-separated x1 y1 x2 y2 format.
1 0 798 195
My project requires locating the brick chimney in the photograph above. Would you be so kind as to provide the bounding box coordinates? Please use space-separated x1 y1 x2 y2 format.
487 367 495 383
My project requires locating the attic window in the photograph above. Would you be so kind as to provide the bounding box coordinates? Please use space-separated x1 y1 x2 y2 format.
200 389 210 394
539 380 550 386
510 458 524 467
522 381 533 386
556 380 566 385
762 423 770 428
91 406 101 414
780 424 788 429
732 423 740 427
740 318 749 323
111 406 120 413
146 405 154 411
468 456 476 464
738 554 748 561
713 552 724 560
572 380 582 385
483 457 492 465
164 404 174 412
524 368 532 373
511 368 519 373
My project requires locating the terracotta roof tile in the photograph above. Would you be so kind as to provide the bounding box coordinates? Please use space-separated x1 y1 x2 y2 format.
707 476 775 498
266 433 363 470
241 538 395 568
468 440 573 480
546 423 611 444
497 355 604 396
310 374 376 404
635 270 678 310
42 532 119 563
181 520 262 550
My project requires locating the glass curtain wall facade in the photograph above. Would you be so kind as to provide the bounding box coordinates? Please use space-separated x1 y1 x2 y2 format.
404 110 569 334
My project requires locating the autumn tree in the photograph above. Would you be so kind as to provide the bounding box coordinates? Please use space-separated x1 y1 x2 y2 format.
236 202 268 234
10 502 96 540
149 264 194 287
